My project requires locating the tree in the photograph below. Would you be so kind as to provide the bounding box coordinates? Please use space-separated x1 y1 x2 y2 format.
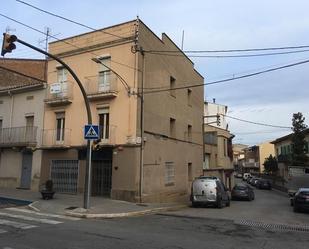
291 112 309 166
263 155 278 174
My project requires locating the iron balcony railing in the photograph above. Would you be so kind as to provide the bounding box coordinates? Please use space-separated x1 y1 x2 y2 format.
41 128 71 147
0 126 38 147
85 72 118 100
44 81 74 105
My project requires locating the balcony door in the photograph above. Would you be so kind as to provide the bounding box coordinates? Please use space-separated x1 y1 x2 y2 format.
98 108 109 142
25 116 34 142
98 57 111 92
57 67 68 97
56 112 65 144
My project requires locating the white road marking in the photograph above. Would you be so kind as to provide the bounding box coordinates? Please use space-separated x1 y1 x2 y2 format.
0 229 7 234
6 208 80 221
0 219 37 229
0 212 63 225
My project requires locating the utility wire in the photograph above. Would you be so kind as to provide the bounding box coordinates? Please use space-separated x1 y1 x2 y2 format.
224 115 291 129
0 13 131 91
142 57 309 94
16 0 125 39
0 13 137 72
148 49 309 58
144 45 309 54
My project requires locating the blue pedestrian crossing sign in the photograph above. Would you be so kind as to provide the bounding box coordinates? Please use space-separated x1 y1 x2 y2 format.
84 125 99 140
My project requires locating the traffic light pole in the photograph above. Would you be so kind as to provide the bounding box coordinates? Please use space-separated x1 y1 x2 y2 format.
15 38 93 209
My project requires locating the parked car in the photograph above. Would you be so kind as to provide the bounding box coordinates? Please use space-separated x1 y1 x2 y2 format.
191 176 230 208
256 179 272 190
231 183 255 201
250 177 261 187
242 173 251 181
292 188 309 213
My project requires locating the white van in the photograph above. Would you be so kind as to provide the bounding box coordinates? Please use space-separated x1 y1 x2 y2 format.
190 176 230 208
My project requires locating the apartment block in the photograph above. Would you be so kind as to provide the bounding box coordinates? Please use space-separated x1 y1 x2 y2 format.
40 19 204 202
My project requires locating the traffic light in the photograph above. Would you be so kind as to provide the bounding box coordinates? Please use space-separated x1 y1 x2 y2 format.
1 33 17 56
216 114 221 126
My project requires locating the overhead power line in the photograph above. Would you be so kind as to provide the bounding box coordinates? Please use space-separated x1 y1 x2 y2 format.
224 115 291 129
0 13 132 91
148 49 309 58
142 57 309 94
16 0 125 39
144 45 309 54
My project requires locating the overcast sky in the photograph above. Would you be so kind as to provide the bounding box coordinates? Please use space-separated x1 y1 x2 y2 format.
1 0 309 145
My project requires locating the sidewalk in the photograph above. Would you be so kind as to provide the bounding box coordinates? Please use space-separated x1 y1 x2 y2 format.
0 188 187 218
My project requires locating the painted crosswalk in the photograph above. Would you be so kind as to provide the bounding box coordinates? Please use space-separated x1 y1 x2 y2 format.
0 207 80 234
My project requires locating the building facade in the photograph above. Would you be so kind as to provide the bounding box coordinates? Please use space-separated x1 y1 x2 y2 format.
240 142 275 174
271 130 309 178
0 59 46 190
203 101 234 189
40 19 204 202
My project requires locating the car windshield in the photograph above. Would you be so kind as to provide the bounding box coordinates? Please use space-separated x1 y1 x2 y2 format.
234 185 247 190
300 191 309 196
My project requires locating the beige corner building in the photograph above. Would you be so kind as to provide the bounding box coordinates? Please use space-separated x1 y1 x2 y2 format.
40 19 204 202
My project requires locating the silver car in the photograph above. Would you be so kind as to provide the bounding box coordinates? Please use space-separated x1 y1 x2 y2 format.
190 176 230 208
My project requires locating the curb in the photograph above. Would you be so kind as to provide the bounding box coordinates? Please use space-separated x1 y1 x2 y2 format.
65 204 187 219
27 201 40 212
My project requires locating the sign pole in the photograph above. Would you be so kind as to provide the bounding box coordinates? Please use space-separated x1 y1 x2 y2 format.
15 37 93 210
84 140 92 209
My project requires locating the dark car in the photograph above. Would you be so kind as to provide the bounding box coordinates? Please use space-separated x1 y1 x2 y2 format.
231 183 255 201
256 179 272 190
293 188 309 213
249 177 259 186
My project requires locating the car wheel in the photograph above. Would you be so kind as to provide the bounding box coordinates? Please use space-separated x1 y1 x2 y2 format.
290 199 294 207
192 201 198 208
226 198 230 207
217 199 223 209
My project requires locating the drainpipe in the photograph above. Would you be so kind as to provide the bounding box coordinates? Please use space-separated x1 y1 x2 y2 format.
139 49 145 203
8 91 14 128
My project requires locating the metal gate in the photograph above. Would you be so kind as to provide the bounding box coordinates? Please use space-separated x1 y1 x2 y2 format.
51 160 79 194
91 160 112 196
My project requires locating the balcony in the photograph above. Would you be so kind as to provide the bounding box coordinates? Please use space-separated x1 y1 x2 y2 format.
41 129 71 148
85 73 118 101
92 125 117 148
0 126 37 147
44 81 73 106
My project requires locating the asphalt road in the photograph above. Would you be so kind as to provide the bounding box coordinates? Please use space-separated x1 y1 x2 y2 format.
1 182 309 249
166 180 309 225
1 212 309 249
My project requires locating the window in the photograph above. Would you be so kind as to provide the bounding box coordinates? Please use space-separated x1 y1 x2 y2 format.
98 108 109 140
170 76 176 97
0 119 2 129
203 154 210 170
170 118 176 138
223 139 227 156
188 163 192 181
188 125 192 142
56 112 65 142
165 162 175 186
204 132 217 145
98 57 111 92
187 89 192 106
